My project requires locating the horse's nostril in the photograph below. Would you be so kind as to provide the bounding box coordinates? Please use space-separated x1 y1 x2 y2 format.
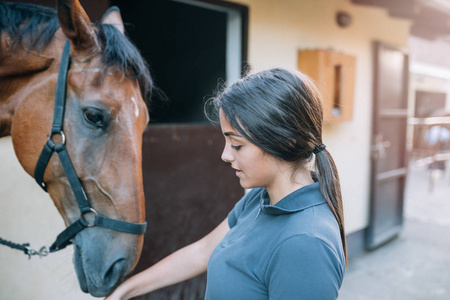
104 257 127 285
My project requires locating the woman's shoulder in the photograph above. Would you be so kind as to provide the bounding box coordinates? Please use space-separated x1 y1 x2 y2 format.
274 201 344 261
266 208 346 282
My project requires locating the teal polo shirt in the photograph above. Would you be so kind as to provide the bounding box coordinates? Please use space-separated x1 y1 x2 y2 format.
205 182 345 300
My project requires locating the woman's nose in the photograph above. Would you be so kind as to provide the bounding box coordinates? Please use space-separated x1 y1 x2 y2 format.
221 146 234 163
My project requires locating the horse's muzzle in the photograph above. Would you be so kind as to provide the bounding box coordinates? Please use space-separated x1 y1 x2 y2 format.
73 230 139 297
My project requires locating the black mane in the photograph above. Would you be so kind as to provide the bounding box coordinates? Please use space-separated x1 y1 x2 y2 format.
0 2 58 50
0 2 153 103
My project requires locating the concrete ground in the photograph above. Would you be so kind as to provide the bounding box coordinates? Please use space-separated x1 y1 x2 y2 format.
338 161 450 300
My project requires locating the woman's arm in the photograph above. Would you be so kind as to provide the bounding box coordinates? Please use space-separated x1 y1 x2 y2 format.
105 218 230 300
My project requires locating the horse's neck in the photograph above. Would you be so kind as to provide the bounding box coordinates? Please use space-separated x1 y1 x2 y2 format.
0 33 60 137
0 34 57 87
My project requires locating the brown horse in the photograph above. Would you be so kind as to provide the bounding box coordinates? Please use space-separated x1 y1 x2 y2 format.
0 0 152 297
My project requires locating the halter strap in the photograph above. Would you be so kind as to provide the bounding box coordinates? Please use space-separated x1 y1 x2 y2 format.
33 40 146 254
52 38 70 134
34 39 71 191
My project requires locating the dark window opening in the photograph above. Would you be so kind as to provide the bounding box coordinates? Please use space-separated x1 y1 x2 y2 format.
111 0 227 124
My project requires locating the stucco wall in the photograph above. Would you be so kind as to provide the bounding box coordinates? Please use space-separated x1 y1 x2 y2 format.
229 0 411 233
0 137 95 299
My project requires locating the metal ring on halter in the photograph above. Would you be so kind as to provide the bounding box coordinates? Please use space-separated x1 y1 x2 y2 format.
49 130 66 146
82 208 99 227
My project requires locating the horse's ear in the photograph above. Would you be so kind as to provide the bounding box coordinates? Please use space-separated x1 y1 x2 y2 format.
57 0 98 51
101 6 125 35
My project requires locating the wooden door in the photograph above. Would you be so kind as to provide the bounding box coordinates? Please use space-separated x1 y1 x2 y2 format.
366 42 409 249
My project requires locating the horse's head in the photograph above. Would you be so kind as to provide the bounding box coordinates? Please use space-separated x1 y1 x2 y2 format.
10 0 151 296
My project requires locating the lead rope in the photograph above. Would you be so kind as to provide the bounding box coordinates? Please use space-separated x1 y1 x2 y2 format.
0 237 49 259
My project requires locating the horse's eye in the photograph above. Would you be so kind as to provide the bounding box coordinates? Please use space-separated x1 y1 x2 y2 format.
83 109 105 128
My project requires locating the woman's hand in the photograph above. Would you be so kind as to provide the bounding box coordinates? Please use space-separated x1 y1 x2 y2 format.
104 218 229 300
104 286 127 300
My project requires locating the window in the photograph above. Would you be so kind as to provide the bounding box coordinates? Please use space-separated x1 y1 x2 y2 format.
112 0 248 123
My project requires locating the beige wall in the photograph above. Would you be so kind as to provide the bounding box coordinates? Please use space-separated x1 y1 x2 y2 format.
0 137 95 300
230 0 411 233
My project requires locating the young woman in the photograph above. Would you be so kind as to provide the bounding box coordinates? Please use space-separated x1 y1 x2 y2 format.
106 68 347 300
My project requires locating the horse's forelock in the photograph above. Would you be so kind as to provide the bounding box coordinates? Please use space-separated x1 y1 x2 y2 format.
95 24 153 105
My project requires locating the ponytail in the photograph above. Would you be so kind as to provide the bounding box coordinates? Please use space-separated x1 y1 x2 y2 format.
314 149 347 265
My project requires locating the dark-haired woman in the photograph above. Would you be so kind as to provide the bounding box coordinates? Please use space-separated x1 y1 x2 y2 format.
106 68 346 300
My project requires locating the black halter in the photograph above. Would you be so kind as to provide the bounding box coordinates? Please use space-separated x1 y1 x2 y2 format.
29 40 146 254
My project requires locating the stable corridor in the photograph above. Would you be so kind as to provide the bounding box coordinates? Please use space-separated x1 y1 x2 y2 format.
338 161 450 299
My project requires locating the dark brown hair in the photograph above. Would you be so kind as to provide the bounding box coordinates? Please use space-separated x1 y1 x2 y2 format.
207 68 347 263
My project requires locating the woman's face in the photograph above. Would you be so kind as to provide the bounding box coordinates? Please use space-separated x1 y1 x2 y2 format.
219 110 283 190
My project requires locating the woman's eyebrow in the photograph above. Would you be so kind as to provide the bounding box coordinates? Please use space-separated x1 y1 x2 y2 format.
224 132 243 138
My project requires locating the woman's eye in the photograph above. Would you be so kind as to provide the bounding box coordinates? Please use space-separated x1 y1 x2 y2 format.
83 109 105 128
231 145 241 150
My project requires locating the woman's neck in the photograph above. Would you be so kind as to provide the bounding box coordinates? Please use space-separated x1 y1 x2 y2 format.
266 164 314 206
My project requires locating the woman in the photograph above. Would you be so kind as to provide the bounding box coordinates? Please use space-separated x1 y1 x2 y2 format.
106 68 346 300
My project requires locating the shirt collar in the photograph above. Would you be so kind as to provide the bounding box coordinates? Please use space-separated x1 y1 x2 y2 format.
260 182 325 215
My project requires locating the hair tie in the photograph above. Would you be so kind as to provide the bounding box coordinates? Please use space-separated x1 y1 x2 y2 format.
313 144 326 154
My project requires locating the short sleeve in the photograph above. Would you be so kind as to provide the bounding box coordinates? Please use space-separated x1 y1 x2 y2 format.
227 188 261 228
265 235 344 300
